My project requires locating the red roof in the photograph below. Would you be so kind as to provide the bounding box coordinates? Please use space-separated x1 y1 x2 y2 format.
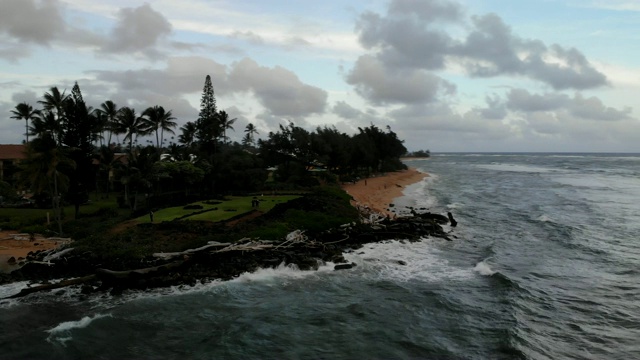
0 144 26 160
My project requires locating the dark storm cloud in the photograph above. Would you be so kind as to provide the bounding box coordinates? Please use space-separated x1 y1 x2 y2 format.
102 4 172 57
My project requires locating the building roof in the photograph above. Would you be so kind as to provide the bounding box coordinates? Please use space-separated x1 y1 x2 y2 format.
0 144 26 160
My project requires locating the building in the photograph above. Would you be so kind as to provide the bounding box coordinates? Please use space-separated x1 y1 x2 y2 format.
0 144 26 184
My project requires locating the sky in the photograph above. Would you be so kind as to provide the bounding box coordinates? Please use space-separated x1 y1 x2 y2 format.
1 0 639 152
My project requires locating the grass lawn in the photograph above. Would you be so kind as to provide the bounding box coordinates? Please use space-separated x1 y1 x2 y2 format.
0 193 122 231
136 195 300 224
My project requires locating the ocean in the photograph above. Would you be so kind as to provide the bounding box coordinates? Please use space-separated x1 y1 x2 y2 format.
1 153 638 359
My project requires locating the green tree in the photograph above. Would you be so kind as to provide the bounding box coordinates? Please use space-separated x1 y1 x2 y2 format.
96 100 119 146
217 110 236 144
38 87 69 124
195 75 220 151
242 123 259 147
61 82 98 218
10 102 40 144
30 110 62 144
178 122 197 148
113 107 146 152
19 134 74 235
142 105 177 149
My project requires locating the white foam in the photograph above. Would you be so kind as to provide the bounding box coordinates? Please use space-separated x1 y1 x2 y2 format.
231 261 336 284
0 281 32 308
473 261 496 276
46 313 112 345
537 214 552 222
446 202 464 209
476 163 557 173
344 240 474 283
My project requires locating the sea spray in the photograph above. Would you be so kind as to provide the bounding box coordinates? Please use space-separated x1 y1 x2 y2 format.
473 260 496 276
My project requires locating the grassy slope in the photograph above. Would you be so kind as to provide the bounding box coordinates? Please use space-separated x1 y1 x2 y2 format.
134 196 299 223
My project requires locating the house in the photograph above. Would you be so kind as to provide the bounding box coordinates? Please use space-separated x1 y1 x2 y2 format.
0 144 26 184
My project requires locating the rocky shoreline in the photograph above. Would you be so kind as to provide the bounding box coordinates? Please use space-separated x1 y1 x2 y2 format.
1 210 456 299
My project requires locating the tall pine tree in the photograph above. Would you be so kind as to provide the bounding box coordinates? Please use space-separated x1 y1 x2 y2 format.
195 75 220 149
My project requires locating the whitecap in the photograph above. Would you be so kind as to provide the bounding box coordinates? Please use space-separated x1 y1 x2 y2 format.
476 163 557 173
473 261 496 276
46 313 112 345
344 239 474 283
537 214 552 222
231 261 336 284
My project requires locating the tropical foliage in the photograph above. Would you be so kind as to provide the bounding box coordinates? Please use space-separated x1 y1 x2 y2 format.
7 75 409 234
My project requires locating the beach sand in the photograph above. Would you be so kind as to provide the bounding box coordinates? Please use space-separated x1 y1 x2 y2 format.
0 232 69 272
341 168 427 217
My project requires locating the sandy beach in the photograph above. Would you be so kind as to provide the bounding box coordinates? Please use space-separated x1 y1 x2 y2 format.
0 232 70 272
341 168 427 217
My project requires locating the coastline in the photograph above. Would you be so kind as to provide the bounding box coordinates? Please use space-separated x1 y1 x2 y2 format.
341 168 427 217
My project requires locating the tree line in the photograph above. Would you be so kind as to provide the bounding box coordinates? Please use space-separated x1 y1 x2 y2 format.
7 75 408 228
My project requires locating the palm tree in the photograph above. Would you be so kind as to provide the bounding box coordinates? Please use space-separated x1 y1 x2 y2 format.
38 87 69 121
113 107 145 152
29 110 62 143
178 122 197 147
97 100 119 146
244 123 259 146
142 105 177 149
10 102 40 143
217 110 237 144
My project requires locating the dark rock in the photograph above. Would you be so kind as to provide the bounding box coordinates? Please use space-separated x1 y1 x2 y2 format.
81 285 94 294
334 263 356 271
7 257 16 264
397 260 407 266
447 212 458 227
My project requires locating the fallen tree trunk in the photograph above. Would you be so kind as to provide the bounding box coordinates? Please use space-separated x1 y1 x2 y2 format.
153 241 231 260
96 259 186 280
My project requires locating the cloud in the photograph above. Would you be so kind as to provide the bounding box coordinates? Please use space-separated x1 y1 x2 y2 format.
228 58 327 117
102 3 172 57
332 101 363 120
0 0 65 45
91 56 327 122
91 56 228 98
346 55 456 105
477 94 508 120
506 89 569 112
506 89 631 121
353 0 608 92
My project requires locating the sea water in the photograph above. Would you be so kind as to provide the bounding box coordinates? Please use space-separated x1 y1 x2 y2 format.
1 153 639 359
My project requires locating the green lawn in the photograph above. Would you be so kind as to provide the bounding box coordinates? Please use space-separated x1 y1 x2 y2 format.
0 193 122 231
136 195 299 224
